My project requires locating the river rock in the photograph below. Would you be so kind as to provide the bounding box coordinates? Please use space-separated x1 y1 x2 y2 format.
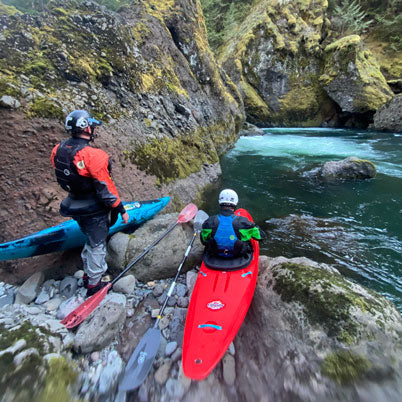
152 283 165 297
177 296 189 308
35 287 50 305
373 94 402 132
0 95 21 109
239 122 265 136
13 347 39 366
59 276 78 298
113 275 136 294
168 308 187 345
56 295 85 320
175 283 187 297
165 341 177 357
0 339 26 357
15 272 45 304
154 360 172 385
0 289 15 308
44 297 63 312
106 213 203 282
222 353 236 386
186 270 198 296
74 301 126 353
105 232 130 273
319 157 376 180
98 350 124 396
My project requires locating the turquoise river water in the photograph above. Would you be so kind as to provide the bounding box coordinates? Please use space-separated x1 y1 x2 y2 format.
201 128 402 311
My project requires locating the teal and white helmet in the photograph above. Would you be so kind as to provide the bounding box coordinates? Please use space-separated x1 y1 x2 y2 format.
218 189 238 206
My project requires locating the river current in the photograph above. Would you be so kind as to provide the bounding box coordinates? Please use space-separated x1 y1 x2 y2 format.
201 128 402 311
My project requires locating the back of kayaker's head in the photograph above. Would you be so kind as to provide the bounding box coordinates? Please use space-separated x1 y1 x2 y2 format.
218 189 238 210
65 110 103 142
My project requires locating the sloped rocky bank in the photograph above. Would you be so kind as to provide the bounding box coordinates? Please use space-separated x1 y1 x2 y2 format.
1 213 401 402
0 0 243 281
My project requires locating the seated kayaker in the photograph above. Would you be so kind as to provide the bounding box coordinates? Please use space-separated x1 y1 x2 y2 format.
200 189 262 259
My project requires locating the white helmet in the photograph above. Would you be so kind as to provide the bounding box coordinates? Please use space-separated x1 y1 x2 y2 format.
218 189 238 206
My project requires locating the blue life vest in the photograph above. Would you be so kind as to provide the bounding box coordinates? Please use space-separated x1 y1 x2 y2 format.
214 214 237 257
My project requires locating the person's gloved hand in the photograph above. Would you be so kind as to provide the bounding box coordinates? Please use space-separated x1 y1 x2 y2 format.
121 212 129 224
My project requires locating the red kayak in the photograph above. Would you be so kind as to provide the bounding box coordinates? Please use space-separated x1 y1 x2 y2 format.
182 208 259 380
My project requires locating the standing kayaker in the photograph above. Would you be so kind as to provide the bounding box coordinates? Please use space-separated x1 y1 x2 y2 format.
200 189 262 258
51 110 129 296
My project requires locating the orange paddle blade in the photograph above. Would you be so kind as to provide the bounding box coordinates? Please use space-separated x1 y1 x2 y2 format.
178 203 198 223
60 283 112 329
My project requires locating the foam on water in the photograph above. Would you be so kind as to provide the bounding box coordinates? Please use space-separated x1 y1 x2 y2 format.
229 129 402 178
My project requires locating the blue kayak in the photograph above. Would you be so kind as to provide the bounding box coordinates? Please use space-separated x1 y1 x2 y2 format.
0 197 170 261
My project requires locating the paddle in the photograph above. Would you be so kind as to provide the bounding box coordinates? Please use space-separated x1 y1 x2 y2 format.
118 209 209 392
60 203 198 329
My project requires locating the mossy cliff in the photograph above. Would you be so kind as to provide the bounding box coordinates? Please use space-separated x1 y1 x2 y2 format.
0 0 243 185
202 0 398 128
203 0 335 127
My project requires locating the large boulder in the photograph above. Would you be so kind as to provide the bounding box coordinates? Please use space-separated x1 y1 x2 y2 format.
233 256 402 401
318 156 377 180
106 213 204 282
320 35 393 114
373 94 402 132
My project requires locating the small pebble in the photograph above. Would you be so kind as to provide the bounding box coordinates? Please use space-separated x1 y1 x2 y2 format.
165 341 177 357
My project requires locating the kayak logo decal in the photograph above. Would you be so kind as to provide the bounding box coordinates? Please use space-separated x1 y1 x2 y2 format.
125 202 141 211
242 271 252 277
207 300 225 310
137 351 147 365
198 323 222 330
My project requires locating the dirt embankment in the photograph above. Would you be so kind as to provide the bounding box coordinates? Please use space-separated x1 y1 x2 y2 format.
0 110 161 284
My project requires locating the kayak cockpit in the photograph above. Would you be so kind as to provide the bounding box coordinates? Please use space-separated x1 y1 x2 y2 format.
202 251 253 271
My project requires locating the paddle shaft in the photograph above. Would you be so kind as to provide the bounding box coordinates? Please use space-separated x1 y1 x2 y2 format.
154 232 197 328
112 221 179 285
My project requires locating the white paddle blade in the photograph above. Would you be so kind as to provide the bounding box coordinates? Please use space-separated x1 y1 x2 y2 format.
194 210 209 233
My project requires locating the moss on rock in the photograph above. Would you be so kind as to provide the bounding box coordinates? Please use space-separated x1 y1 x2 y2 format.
36 357 79 402
128 122 236 183
322 35 394 113
272 262 402 345
28 97 64 120
321 349 372 385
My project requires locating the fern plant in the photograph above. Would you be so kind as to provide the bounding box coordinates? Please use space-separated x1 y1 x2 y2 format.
334 0 373 34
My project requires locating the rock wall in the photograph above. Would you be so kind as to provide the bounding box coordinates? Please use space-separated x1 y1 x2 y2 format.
202 0 399 128
0 0 244 282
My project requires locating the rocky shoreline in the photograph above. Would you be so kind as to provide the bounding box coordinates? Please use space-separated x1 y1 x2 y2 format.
1 212 402 402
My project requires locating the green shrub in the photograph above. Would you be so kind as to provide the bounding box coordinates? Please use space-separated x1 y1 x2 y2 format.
333 0 374 35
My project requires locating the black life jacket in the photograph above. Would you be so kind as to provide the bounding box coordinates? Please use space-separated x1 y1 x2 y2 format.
54 138 106 217
54 138 95 196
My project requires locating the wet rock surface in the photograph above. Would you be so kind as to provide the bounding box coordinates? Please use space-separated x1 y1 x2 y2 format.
317 156 377 180
373 94 402 132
